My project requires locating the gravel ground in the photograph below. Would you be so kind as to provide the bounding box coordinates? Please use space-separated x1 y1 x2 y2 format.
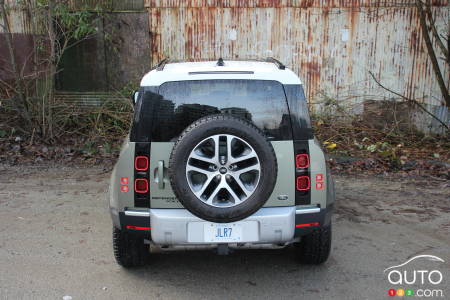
0 164 449 300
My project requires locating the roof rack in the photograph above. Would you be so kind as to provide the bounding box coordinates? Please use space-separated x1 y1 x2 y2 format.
153 57 286 71
265 57 286 70
156 58 169 71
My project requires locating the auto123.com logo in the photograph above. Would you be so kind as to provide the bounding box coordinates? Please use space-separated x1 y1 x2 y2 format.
384 255 445 298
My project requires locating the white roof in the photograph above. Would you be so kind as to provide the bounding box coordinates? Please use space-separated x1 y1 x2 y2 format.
140 60 302 86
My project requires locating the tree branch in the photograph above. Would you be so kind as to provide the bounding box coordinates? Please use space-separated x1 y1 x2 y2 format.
423 0 449 64
416 0 450 107
0 0 33 127
369 71 449 130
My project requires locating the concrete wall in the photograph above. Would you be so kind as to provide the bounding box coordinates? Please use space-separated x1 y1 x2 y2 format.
55 12 151 91
1 1 150 92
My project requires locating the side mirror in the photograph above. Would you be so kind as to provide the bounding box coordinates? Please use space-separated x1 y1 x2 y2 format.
131 91 139 106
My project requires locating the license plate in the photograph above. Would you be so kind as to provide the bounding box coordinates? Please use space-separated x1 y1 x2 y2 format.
204 223 242 243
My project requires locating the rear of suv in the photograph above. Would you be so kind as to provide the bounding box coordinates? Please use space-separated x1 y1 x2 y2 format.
109 59 335 267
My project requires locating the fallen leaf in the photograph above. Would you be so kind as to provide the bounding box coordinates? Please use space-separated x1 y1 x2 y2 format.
326 143 337 150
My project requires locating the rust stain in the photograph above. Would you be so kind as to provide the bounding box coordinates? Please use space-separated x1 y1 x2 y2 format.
2 0 438 108
145 2 448 107
145 0 449 8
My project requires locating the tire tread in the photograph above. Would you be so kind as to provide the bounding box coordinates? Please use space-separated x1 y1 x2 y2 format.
113 227 149 268
298 225 332 265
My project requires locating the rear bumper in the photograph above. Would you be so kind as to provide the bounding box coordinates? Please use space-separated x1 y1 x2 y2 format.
116 205 333 245
150 207 295 244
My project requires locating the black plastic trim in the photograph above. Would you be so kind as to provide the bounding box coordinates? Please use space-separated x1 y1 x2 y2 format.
130 86 160 142
294 140 311 205
119 212 151 238
293 128 314 140
265 57 286 70
294 205 333 237
134 142 151 208
283 84 314 140
156 58 169 71
217 58 225 66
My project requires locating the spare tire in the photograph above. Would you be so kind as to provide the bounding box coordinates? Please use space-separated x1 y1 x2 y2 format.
169 114 277 223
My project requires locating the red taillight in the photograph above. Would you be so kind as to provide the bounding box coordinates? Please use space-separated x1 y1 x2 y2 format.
134 178 149 193
296 176 310 191
296 153 309 169
120 185 129 193
126 226 151 230
135 156 149 171
295 222 320 228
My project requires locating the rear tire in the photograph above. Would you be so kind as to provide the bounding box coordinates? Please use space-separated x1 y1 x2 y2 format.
113 227 149 268
169 114 277 223
296 224 332 264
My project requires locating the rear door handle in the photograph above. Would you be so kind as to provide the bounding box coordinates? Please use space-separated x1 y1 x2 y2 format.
158 160 165 189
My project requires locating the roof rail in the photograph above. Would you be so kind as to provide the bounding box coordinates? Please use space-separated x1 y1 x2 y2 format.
265 57 286 70
156 58 169 71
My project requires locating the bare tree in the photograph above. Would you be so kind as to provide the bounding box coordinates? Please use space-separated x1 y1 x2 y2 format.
368 1 449 134
0 0 33 133
0 0 102 141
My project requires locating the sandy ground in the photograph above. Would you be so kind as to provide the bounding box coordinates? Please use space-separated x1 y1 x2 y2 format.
0 164 449 300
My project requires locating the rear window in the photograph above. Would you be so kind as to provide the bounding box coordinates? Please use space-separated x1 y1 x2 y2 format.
147 80 293 142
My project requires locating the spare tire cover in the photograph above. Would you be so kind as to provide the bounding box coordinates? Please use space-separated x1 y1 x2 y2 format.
169 114 278 223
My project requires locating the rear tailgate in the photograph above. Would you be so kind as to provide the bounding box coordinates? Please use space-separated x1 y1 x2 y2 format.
148 141 295 208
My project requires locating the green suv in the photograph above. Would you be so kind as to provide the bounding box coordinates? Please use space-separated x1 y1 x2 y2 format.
109 59 335 267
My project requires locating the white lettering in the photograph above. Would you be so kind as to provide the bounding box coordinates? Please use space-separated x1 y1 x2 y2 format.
388 270 402 285
416 289 444 298
404 270 416 285
428 270 443 285
417 270 427 284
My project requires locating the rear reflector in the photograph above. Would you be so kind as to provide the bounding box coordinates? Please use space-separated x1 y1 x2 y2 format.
295 154 309 169
120 185 129 193
120 177 129 185
134 178 149 193
295 222 320 228
296 176 310 191
135 156 149 171
126 226 151 230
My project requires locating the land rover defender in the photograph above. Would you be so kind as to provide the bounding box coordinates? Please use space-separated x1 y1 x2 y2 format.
109 59 335 267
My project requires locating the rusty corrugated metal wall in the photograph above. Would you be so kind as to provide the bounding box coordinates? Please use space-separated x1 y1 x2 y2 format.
146 0 449 113
0 0 46 84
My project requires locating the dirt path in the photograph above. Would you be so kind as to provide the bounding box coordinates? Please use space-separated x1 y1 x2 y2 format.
0 165 449 300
